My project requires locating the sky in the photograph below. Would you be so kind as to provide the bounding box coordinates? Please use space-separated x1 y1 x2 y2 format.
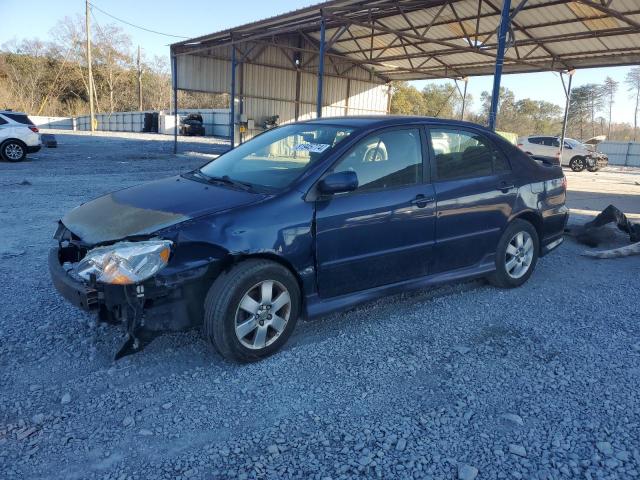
1 0 637 124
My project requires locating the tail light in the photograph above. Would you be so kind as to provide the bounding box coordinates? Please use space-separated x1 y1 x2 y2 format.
29 126 39 133
561 176 567 191
517 143 523 148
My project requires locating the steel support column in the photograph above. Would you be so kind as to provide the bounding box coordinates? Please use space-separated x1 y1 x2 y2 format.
172 54 178 154
316 13 326 118
488 0 512 131
455 77 469 120
559 69 575 163
239 61 244 145
230 42 237 148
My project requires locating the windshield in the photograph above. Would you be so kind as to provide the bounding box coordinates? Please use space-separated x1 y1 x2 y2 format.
199 124 354 190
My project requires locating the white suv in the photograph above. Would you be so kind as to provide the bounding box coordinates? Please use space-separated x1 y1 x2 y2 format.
517 135 608 172
0 111 42 162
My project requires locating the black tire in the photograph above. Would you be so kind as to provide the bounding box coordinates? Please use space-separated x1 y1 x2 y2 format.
569 156 586 172
488 219 539 289
1 140 27 162
203 259 301 362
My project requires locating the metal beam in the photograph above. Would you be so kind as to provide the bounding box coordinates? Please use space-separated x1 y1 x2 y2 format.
559 69 575 162
330 14 541 74
171 54 178 154
483 0 568 69
317 14 326 118
577 0 640 30
488 0 511 130
455 77 469 120
230 43 237 148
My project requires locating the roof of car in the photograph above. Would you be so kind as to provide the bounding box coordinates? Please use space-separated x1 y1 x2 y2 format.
300 115 493 131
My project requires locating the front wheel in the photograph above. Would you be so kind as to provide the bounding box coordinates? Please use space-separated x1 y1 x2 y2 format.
569 156 586 172
488 219 539 288
203 259 301 362
1 141 26 162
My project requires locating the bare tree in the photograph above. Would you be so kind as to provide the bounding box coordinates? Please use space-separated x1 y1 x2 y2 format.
602 76 618 138
92 23 132 112
0 39 60 113
625 67 640 142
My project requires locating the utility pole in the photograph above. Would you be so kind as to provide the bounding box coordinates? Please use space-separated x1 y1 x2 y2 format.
137 45 143 111
85 0 95 132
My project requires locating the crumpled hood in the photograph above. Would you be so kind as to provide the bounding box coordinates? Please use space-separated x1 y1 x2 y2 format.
62 175 264 244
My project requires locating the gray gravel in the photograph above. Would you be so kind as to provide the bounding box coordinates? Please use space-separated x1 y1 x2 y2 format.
1 131 640 479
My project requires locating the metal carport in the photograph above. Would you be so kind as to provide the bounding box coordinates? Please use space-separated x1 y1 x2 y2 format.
170 0 640 152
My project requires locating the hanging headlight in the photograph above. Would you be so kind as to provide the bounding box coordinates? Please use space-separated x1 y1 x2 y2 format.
75 240 172 285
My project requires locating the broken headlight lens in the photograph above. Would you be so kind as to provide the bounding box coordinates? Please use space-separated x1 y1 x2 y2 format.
74 240 172 285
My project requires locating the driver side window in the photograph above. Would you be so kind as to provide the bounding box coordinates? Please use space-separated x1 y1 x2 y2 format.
332 128 423 192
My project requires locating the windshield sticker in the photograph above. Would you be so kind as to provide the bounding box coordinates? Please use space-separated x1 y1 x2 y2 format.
294 143 331 153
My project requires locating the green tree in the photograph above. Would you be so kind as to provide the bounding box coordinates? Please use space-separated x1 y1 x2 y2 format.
389 82 427 115
568 86 591 139
421 84 459 118
582 83 605 138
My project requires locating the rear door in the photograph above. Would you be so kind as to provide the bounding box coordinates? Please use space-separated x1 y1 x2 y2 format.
0 115 8 136
540 137 560 160
427 127 517 273
315 127 436 297
525 136 545 156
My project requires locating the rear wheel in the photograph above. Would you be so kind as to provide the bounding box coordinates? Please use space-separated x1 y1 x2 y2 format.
488 219 539 288
569 156 586 172
1 141 26 162
203 259 300 362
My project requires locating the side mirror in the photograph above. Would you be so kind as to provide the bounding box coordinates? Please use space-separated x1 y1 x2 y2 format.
564 144 572 150
318 171 358 194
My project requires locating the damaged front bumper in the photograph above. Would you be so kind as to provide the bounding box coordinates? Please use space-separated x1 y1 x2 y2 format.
49 244 217 358
587 154 608 169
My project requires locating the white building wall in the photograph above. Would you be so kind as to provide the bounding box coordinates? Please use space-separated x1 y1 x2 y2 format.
174 43 389 140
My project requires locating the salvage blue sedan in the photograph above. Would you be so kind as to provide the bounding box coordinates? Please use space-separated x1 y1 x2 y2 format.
49 116 568 361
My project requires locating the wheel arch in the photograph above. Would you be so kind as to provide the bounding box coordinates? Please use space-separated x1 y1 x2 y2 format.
1 138 27 149
229 252 306 301
509 210 543 246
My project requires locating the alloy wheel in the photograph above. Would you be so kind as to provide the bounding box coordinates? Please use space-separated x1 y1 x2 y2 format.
5 143 24 160
505 231 534 279
234 280 291 350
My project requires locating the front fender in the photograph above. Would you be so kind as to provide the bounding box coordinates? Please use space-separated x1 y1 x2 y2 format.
156 190 317 295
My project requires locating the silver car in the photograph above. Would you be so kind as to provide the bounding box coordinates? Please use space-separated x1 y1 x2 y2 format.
517 135 608 172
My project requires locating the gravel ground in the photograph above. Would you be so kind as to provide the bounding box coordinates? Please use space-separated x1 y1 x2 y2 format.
1 131 639 480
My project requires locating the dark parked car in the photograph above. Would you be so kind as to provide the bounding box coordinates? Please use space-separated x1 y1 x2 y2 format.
49 116 568 361
180 113 205 136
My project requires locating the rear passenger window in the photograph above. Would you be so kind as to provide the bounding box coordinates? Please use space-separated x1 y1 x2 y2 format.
3 113 34 125
333 128 423 192
430 129 506 180
540 137 559 147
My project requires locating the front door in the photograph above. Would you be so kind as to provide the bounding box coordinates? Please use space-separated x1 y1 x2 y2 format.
315 127 436 298
427 127 518 273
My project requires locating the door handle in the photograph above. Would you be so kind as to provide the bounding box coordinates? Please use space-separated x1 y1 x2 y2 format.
499 181 515 193
410 194 435 208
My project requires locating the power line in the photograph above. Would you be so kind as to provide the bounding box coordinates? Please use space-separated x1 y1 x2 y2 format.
89 2 189 39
